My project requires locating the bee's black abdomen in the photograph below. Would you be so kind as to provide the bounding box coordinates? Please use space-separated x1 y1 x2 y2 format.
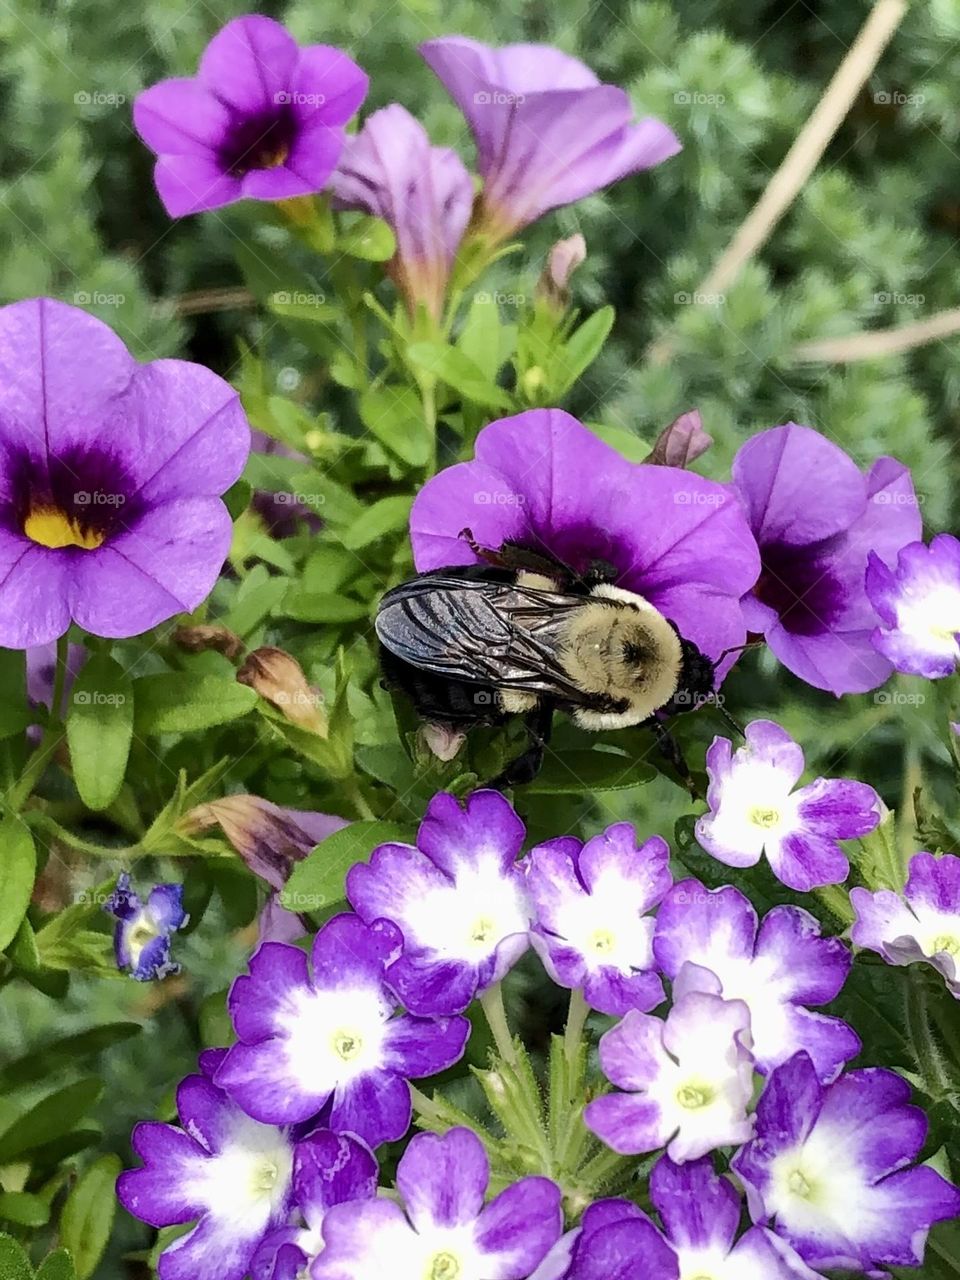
378 642 507 727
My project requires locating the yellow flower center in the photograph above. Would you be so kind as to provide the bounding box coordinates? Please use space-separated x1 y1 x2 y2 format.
470 916 496 945
260 142 289 169
588 928 616 955
749 805 781 829
676 1083 713 1110
932 934 960 957
788 1169 812 1197
24 506 104 550
333 1030 363 1061
251 1159 279 1194
426 1253 460 1280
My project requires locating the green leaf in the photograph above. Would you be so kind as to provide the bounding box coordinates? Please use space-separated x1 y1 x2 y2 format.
0 1024 141 1090
36 1251 77 1280
341 495 413 550
0 1078 103 1164
134 674 257 735
0 650 30 741
586 421 651 463
65 653 134 811
457 293 503 382
526 748 656 794
0 819 36 952
277 592 369 624
60 1154 121 1280
338 213 396 261
0 1192 49 1228
0 1233 33 1280
554 306 615 395
283 821 412 913
406 343 514 411
358 386 431 468
222 478 252 521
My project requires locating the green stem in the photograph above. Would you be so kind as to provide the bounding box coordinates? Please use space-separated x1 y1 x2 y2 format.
563 988 589 1070
906 975 951 1099
5 634 69 814
409 1083 445 1123
420 377 438 478
343 776 375 821
480 983 518 1068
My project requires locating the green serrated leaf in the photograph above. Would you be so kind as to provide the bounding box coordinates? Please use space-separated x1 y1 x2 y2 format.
65 653 134 811
60 1154 121 1280
134 674 257 735
283 821 412 913
341 494 412 550
0 819 36 953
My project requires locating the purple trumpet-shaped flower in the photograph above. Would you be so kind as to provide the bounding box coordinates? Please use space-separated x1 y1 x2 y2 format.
529 1199 680 1280
851 851 960 997
410 409 761 668
312 1127 563 1280
733 1051 960 1273
866 534 960 678
134 15 367 217
0 298 249 648
526 823 672 1014
731 423 921 694
104 873 188 981
694 719 879 891
117 1051 296 1280
419 37 680 243
654 878 859 1080
584 987 754 1162
346 789 531 1016
214 914 469 1147
332 104 473 320
250 1129 378 1280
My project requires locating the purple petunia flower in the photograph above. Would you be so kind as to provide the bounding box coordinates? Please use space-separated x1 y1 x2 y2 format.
410 409 761 667
419 37 680 244
250 1129 378 1280
134 15 367 217
0 298 249 648
732 1051 960 1273
653 878 859 1080
117 1051 296 1280
311 1127 563 1280
529 1198 680 1280
346 789 531 1016
332 104 473 320
851 851 960 997
731 423 921 695
866 534 960 678
694 719 879 891
104 873 188 981
584 989 754 1162
526 823 672 1015
213 914 469 1147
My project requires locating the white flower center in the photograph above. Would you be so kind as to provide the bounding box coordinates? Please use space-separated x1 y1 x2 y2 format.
676 1082 714 1110
898 584 960 647
426 1252 461 1280
187 1113 293 1238
279 987 389 1093
767 1128 872 1244
401 858 529 962
126 911 163 968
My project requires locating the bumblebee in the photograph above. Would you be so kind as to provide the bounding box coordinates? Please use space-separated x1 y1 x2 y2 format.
376 534 726 788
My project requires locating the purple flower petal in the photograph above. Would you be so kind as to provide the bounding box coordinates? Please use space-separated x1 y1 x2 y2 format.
198 16 299 116
118 1124 208 1226
867 534 960 678
381 1013 470 1078
649 1155 740 1252
329 1069 412 1146
474 1176 564 1274
396 1127 488 1229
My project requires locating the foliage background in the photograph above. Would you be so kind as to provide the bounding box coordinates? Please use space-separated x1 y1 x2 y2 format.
1 0 959 1276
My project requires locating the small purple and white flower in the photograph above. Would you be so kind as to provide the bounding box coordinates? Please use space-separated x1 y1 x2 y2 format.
250 1129 377 1280
526 823 671 1015
134 15 367 217
529 1198 679 1280
311 1126 563 1280
117 1052 295 1280
851 851 960 997
733 1051 960 1273
695 719 879 891
214 914 470 1147
584 989 754 1162
104 873 188 981
346 789 531 1016
654 878 859 1080
866 534 960 678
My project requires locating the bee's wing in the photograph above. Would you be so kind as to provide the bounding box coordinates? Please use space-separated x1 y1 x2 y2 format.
376 575 587 701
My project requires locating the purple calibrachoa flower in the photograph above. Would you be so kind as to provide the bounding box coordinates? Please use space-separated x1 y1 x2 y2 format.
731 423 921 695
526 823 671 1015
312 1127 563 1280
419 37 680 244
654 878 859 1080
410 409 761 667
733 1051 960 1274
0 298 249 648
346 789 531 1016
584 989 754 1161
866 534 960 678
117 1051 295 1280
529 1199 679 1280
695 719 879 891
134 15 367 217
214 914 469 1147
250 1129 378 1280
332 104 473 321
104 873 188 981
851 851 960 997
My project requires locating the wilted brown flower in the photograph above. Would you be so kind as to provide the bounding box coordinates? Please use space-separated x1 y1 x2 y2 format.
237 646 327 736
647 409 713 468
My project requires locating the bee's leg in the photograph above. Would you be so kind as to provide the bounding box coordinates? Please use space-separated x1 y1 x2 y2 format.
490 701 554 789
649 719 702 799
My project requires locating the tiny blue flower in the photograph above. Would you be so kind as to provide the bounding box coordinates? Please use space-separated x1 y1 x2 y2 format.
104 872 188 981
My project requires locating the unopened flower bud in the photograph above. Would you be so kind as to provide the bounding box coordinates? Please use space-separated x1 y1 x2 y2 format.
237 646 327 736
419 722 467 763
537 233 586 310
647 409 713 468
173 623 245 661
